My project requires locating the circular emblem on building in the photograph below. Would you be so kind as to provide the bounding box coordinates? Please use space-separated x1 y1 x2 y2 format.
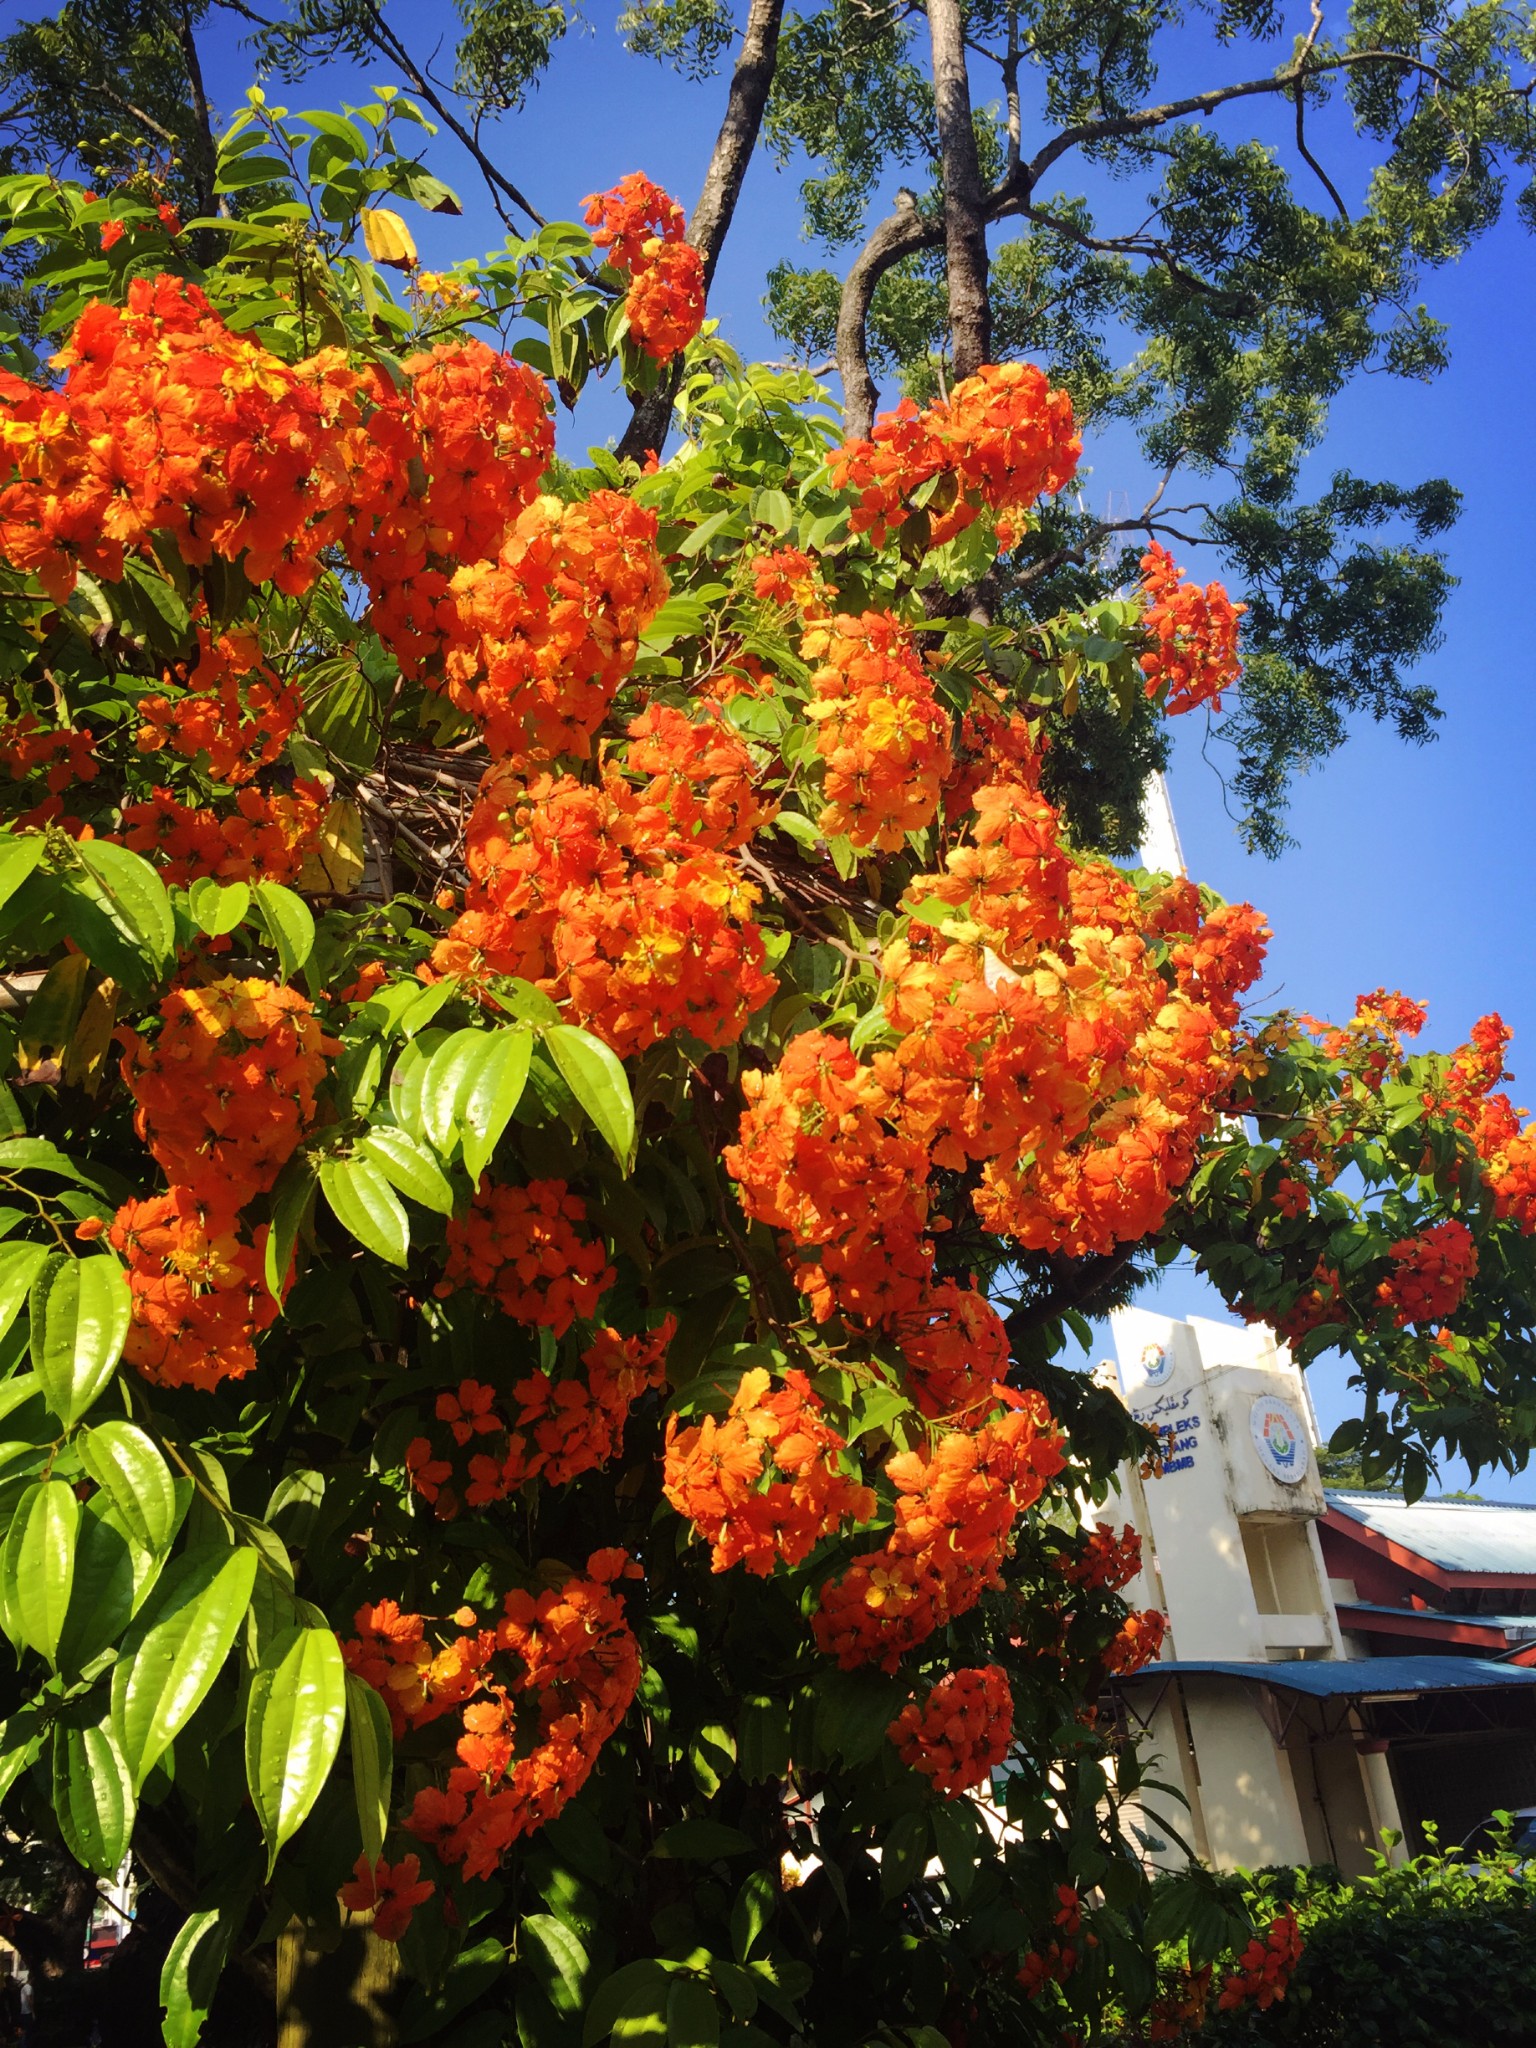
1250 1396 1307 1484
1140 1341 1174 1387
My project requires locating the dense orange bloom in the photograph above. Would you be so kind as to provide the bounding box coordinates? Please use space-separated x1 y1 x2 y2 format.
831 363 1079 551
1018 1888 1087 1998
109 1187 279 1390
1102 1608 1167 1677
1377 1218 1477 1327
889 1664 1013 1796
1062 1522 1143 1593
405 1322 673 1518
1138 543 1245 716
120 976 332 1208
439 1179 615 1336
583 174 705 363
663 1367 876 1575
802 612 952 851
119 780 327 885
1 715 98 795
814 1394 1067 1670
340 1854 434 1943
893 1281 1010 1421
1217 1911 1303 2013
134 627 300 785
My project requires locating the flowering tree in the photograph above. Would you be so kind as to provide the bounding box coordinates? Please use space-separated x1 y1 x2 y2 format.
0 95 1533 2048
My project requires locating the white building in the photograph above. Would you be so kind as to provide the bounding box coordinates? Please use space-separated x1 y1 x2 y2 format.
1099 1308 1536 1874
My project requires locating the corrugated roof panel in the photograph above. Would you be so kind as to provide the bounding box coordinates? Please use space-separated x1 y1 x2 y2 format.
1325 1489 1536 1575
1117 1655 1536 1699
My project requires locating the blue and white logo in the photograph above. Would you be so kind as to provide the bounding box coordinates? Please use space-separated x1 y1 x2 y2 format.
1140 1341 1174 1388
1250 1396 1307 1485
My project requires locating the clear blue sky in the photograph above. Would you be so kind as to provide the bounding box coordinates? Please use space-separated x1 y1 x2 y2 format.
188 12 1536 1492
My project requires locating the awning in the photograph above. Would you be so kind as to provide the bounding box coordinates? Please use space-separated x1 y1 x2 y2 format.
1110 1655 1536 1744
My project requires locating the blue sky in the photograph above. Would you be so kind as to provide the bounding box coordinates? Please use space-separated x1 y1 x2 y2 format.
186 11 1536 1491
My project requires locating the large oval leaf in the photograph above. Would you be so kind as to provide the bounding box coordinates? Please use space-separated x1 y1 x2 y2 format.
252 881 315 983
12 1478 80 1663
78 1421 178 1554
30 1250 131 1427
0 832 44 915
345 1671 393 1865
160 1908 230 2048
52 1720 134 1876
0 1242 48 1348
245 1624 346 1876
77 839 175 972
420 1027 492 1155
358 1126 457 1216
318 1154 409 1265
55 1499 136 1675
112 1545 259 1787
545 1024 636 1172
458 1027 533 1183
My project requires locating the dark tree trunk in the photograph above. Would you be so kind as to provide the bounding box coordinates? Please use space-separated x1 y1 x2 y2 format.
616 0 786 462
925 0 992 380
5 1860 93 2046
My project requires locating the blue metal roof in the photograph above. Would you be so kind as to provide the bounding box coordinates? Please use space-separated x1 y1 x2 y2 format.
1326 1489 1536 1576
1117 1655 1536 1699
1337 1600 1536 1643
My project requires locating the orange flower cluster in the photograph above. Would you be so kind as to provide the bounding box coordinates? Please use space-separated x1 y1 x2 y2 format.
0 715 98 796
120 781 327 885
662 1366 876 1576
888 1663 1013 1796
830 364 1080 551
342 1598 485 1740
439 1179 615 1337
108 1188 279 1391
1144 1967 1213 2042
120 976 331 1206
583 174 705 362
340 1855 434 1943
1138 543 1245 716
893 1280 1011 1421
383 1554 642 1883
134 628 300 785
1377 1218 1477 1328
1426 1012 1536 1235
752 545 819 608
1062 1522 1143 1593
1102 1608 1167 1676
1216 1910 1303 2013
1018 1887 1086 1998
405 1323 672 1518
432 712 776 1055
437 492 668 763
813 1394 1066 1671
802 612 952 851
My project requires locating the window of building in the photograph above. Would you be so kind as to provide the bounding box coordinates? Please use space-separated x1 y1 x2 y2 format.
1240 1519 1324 1617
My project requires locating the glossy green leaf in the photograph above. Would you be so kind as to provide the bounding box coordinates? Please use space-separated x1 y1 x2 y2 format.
52 1720 134 1876
253 881 316 982
264 1154 315 1302
420 1027 492 1155
457 1027 533 1182
160 1908 230 2048
358 1126 457 1215
0 1241 48 1347
319 1154 410 1265
545 1024 636 1171
879 1809 931 1902
666 1976 719 2048
55 1499 136 1674
583 1962 674 2048
77 839 175 971
187 877 251 938
78 1420 178 1554
345 1671 393 1865
0 832 44 915
523 1913 591 2018
30 1250 131 1427
112 1545 259 1787
0 1699 48 1804
10 1479 79 1662
246 1623 347 1876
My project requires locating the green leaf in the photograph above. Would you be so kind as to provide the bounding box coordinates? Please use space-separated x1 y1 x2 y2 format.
319 1155 410 1265
651 1818 754 1860
583 1962 673 2048
737 1697 791 1785
160 1908 230 2048
879 1810 931 1903
0 833 44 915
10 1479 79 1663
52 1720 134 1876
545 1024 635 1171
30 1250 131 1427
0 1699 49 1804
0 1241 48 1347
264 1155 315 1302
112 1545 259 1788
77 840 175 972
666 1978 719 2048
523 1914 591 2018
729 1870 774 1964
78 1421 178 1553
246 1623 347 1876
420 1027 491 1155
358 1127 457 1215
253 882 316 982
457 1028 533 1183
54 1499 137 1674
345 1671 392 1866
188 877 251 939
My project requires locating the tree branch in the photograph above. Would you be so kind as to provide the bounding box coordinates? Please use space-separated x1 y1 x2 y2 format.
927 0 992 381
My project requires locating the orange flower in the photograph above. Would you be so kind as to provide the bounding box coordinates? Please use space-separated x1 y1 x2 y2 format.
340 1854 434 1943
1138 542 1244 715
889 1664 1013 1796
